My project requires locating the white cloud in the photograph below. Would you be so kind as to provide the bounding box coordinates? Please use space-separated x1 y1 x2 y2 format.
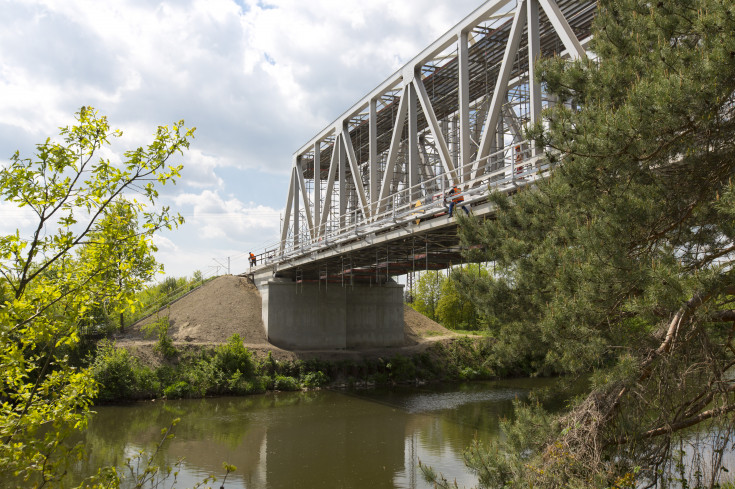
151 234 179 253
0 202 38 236
173 189 280 242
0 0 486 277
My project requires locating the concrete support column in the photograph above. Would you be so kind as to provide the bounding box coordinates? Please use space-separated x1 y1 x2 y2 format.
261 281 404 350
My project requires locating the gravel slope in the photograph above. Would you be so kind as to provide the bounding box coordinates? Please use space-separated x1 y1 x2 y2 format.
115 275 454 362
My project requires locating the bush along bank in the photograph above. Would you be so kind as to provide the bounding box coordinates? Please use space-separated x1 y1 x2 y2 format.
88 335 518 402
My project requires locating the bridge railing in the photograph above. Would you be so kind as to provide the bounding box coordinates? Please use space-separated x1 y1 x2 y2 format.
255 140 551 269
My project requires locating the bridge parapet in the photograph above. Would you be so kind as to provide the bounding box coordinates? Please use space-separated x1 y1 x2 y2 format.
259 144 546 270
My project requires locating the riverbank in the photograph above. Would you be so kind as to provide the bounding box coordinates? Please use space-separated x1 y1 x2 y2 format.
87 275 503 402
113 274 456 364
89 334 501 401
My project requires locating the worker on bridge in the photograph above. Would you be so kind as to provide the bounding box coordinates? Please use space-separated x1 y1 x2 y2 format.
249 252 257 267
447 186 469 218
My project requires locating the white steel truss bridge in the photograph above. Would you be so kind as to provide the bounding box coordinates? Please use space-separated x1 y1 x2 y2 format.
255 0 596 285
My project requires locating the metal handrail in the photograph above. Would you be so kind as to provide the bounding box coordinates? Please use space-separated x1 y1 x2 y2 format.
256 141 548 268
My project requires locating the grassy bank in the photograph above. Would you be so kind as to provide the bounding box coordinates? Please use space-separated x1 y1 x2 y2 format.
87 334 522 402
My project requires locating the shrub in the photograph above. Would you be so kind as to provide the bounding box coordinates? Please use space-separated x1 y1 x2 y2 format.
301 371 329 388
160 276 180 295
245 377 268 394
259 351 277 376
181 359 215 397
213 335 255 379
155 365 176 387
90 341 138 401
142 315 177 359
134 367 161 398
273 375 300 391
386 355 416 382
163 381 190 399
228 373 268 395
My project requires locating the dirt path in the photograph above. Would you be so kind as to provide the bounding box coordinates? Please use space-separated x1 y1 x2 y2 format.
114 275 455 364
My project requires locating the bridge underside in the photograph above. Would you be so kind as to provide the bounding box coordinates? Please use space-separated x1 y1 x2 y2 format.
269 197 501 285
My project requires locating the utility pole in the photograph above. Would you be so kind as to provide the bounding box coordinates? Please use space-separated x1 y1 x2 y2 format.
213 258 229 275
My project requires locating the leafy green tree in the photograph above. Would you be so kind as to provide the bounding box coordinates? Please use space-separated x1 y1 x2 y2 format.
0 107 193 486
441 0 735 487
192 269 204 286
436 265 486 330
410 270 444 320
80 198 160 332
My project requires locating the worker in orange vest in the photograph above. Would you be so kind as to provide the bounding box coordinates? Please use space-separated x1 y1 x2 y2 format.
447 186 469 217
249 252 257 267
515 145 525 179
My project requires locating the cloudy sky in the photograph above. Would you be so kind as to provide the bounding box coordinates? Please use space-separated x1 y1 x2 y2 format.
1 0 487 280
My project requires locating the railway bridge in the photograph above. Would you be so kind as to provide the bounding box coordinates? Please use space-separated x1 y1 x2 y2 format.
250 0 596 349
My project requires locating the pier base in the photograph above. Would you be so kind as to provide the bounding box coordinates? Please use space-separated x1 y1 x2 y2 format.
258 279 404 350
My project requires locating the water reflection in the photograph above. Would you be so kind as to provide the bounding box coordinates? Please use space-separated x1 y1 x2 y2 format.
74 379 556 488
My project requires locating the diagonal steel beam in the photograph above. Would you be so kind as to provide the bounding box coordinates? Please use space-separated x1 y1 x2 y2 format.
377 87 408 215
341 125 371 220
538 0 587 60
412 76 458 187
296 157 315 240
473 0 528 181
313 142 321 233
293 165 300 248
279 167 295 253
369 98 378 215
408 82 419 202
458 29 471 183
502 105 524 140
319 136 339 238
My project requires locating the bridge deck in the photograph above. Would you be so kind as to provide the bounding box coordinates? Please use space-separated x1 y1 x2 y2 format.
256 154 547 282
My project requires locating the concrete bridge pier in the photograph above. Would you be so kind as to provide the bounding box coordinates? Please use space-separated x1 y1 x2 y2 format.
253 271 404 350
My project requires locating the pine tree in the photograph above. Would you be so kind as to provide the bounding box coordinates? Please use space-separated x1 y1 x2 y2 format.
446 0 735 486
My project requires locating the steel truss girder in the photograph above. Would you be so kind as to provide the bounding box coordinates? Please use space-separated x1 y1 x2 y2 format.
277 0 594 259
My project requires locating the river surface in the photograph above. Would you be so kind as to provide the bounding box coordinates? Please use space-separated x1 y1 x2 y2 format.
74 378 563 488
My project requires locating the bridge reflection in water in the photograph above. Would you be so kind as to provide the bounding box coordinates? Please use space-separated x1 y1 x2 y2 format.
71 380 558 488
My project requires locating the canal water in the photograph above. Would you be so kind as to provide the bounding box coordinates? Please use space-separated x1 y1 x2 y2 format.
74 378 562 488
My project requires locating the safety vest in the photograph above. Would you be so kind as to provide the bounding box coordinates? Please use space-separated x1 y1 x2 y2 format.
451 187 464 203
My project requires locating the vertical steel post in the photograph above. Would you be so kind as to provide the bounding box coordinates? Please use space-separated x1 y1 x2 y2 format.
408 82 419 202
338 133 347 230
314 141 321 236
293 164 300 249
527 0 542 157
459 29 471 184
369 98 378 217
